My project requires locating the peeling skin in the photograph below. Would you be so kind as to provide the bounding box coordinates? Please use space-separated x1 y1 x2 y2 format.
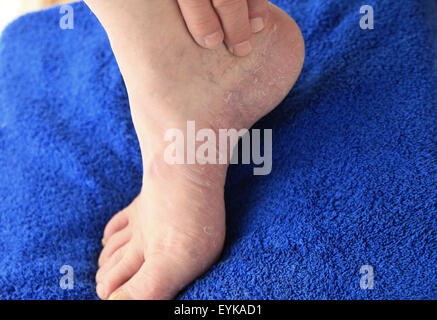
211 240 218 249
89 0 304 300
273 23 278 32
203 226 214 235
224 91 233 104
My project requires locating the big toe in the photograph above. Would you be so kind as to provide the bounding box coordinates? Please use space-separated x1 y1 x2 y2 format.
108 254 198 300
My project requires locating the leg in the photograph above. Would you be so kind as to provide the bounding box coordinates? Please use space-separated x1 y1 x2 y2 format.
85 0 304 300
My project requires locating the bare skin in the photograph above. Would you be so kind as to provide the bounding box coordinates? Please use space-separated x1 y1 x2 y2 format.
85 0 304 300
177 0 270 55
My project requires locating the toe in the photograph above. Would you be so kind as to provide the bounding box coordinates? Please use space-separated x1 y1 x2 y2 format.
97 248 144 300
102 209 129 245
99 227 131 267
248 0 269 33
108 255 186 300
96 244 127 283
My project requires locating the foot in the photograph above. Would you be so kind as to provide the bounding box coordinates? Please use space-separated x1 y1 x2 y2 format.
87 0 304 299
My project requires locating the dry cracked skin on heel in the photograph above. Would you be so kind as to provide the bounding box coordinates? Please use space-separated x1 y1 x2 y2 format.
88 0 305 300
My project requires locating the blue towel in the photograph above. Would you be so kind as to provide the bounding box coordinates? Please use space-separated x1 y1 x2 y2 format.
0 0 435 300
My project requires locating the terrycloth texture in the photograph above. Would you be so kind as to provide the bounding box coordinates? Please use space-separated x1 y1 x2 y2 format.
0 0 435 299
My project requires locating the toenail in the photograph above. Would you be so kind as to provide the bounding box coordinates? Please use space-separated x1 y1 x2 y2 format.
98 255 104 267
101 238 107 246
230 40 253 56
108 288 131 300
203 31 223 49
95 270 102 283
96 283 106 299
250 17 265 33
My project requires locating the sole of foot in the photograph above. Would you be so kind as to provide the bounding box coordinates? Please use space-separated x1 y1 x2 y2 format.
87 0 305 300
